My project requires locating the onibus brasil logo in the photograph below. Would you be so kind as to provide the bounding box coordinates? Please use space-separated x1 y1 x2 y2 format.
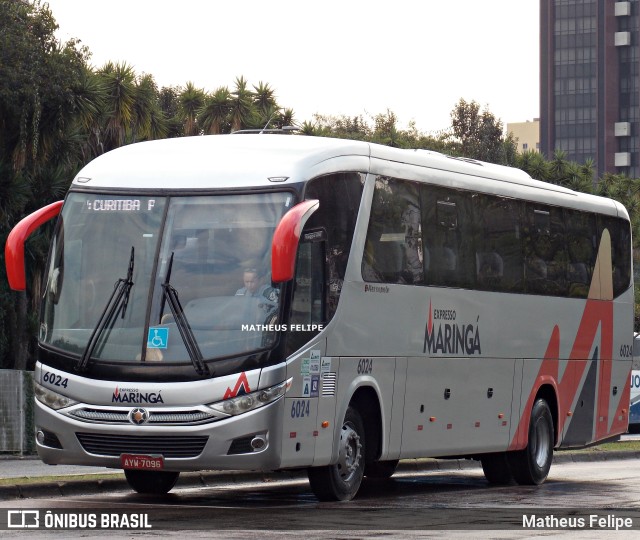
423 299 481 355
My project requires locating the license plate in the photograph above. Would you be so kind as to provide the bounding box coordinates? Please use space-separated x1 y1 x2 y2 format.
120 453 164 470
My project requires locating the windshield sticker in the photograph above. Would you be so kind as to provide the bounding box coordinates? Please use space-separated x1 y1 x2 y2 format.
321 357 332 373
301 357 310 376
311 375 320 398
302 376 311 397
147 327 169 349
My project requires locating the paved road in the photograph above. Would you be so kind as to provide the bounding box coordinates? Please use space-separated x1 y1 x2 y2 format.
2 458 640 538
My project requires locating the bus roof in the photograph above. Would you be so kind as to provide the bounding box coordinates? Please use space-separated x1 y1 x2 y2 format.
71 134 626 219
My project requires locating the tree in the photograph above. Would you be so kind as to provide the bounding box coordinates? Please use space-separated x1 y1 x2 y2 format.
0 0 91 369
253 81 277 128
198 87 231 135
229 76 256 132
158 86 182 138
448 98 515 164
178 81 205 136
97 62 137 149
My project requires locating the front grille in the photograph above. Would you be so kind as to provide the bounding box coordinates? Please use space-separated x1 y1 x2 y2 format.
68 408 218 425
76 433 208 458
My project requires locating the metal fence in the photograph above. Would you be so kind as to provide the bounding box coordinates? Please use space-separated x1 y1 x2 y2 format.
0 370 34 454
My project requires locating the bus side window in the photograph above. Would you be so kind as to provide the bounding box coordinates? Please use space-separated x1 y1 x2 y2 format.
522 205 567 296
566 209 597 298
473 195 523 293
362 177 424 285
598 215 632 298
286 239 325 355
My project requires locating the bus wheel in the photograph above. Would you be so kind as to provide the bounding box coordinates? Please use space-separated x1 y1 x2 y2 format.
308 406 365 501
508 398 554 485
365 459 399 479
124 470 180 494
480 453 513 485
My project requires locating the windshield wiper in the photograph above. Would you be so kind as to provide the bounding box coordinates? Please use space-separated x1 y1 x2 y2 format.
159 252 209 376
76 246 135 373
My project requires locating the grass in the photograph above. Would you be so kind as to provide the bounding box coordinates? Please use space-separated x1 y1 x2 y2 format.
0 472 124 487
561 440 640 453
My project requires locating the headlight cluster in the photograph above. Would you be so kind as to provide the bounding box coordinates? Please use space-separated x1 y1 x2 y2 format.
34 382 77 410
208 378 292 416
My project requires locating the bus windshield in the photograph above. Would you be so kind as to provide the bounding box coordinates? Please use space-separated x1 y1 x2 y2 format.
40 191 293 368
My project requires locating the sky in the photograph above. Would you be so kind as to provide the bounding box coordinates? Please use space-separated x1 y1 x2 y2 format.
44 0 540 134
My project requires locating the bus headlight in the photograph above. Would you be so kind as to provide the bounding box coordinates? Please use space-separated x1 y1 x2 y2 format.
34 382 77 410
208 378 292 416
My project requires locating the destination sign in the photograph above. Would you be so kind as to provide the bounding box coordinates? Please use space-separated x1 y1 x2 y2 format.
85 199 156 212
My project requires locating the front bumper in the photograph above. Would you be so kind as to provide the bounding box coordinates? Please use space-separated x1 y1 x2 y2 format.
35 397 285 472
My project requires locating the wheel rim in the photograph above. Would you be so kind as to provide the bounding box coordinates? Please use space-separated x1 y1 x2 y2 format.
337 422 362 483
533 416 551 468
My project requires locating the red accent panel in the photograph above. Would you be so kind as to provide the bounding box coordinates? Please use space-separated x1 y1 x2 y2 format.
510 325 560 451
4 201 63 291
271 199 319 283
509 298 615 451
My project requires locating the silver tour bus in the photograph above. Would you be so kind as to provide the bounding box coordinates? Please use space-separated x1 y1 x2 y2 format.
5 134 634 500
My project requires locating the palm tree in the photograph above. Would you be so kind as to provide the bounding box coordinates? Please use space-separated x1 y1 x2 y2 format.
178 81 205 136
97 62 137 150
158 86 182 138
229 76 256 132
70 68 107 159
253 81 277 126
279 108 295 128
299 121 317 136
198 87 231 134
548 148 570 185
131 74 163 142
516 150 549 181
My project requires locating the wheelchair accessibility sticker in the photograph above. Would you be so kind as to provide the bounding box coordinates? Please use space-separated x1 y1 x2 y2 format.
147 327 169 349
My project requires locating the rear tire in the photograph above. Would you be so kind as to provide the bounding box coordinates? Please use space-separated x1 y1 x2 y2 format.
508 398 554 485
124 470 180 494
308 406 365 501
365 459 399 479
480 452 513 485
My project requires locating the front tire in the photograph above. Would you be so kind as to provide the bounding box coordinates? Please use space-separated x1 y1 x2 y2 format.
308 406 365 501
480 452 513 485
508 398 554 485
124 470 180 494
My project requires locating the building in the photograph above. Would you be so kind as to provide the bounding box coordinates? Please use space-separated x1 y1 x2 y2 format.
540 0 640 178
507 119 541 153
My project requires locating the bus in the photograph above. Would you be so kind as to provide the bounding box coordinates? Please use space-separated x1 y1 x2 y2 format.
5 134 634 501
631 332 640 432
631 371 640 431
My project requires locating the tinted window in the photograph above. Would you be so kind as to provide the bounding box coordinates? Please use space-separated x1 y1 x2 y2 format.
566 209 597 298
422 188 476 288
523 205 567 296
305 172 365 319
473 195 524 292
362 177 424 285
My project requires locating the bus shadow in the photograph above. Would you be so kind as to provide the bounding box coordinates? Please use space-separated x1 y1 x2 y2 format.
122 470 622 510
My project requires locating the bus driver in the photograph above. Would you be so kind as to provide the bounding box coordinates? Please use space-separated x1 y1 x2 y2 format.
235 268 278 308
